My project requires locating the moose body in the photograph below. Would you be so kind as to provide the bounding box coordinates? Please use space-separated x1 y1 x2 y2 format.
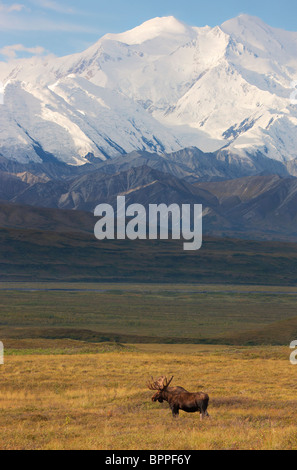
148 376 209 421
160 390 209 419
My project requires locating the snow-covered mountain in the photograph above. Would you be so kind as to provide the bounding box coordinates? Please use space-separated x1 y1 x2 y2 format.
0 14 297 165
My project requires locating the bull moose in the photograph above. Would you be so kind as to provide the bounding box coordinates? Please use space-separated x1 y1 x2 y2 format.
148 376 209 421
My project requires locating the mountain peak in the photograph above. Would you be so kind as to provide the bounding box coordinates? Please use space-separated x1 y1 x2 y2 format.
221 14 269 34
237 13 264 22
0 14 297 165
104 16 194 45
221 13 297 58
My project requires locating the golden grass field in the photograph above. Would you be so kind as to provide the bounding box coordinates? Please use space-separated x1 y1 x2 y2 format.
1 340 297 450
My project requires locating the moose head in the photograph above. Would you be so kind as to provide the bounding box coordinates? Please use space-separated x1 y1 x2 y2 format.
147 376 174 403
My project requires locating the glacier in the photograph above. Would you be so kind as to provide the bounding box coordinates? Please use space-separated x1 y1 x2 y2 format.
0 14 297 165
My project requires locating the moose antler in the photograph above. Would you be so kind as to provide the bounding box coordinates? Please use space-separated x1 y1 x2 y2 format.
147 376 160 391
147 375 174 390
164 376 174 388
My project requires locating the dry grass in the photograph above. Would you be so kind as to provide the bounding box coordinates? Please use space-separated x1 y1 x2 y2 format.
0 342 296 450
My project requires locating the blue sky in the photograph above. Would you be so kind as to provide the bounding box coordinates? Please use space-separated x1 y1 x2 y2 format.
0 0 297 60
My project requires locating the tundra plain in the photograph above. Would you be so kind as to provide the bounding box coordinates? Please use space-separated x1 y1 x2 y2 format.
0 342 297 450
0 284 297 450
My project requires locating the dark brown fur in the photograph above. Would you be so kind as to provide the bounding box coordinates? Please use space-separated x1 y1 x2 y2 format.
152 386 187 403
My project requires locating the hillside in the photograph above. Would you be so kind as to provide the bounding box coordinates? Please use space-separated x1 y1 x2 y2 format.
1 226 297 284
1 163 297 241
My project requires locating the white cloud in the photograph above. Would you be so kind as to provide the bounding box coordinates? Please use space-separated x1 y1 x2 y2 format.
0 1 97 33
0 43 46 59
0 14 99 33
0 2 25 13
30 0 81 15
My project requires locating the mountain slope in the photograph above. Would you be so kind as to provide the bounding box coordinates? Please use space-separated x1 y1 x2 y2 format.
0 15 296 165
0 201 95 233
9 165 218 211
1 163 297 242
195 175 297 239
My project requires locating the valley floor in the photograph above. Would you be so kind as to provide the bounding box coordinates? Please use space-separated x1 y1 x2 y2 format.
0 342 296 450
1 283 297 345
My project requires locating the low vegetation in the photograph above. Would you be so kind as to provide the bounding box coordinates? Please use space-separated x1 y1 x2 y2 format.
2 229 297 284
0 342 296 450
1 283 296 450
1 284 297 345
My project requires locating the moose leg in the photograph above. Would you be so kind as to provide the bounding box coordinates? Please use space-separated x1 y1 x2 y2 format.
200 400 210 420
171 406 179 418
200 409 210 421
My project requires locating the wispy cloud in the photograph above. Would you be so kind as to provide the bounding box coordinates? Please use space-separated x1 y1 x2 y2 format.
0 2 25 13
0 4 99 33
0 14 99 32
30 0 78 14
0 43 46 59
0 0 102 59
0 0 100 34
